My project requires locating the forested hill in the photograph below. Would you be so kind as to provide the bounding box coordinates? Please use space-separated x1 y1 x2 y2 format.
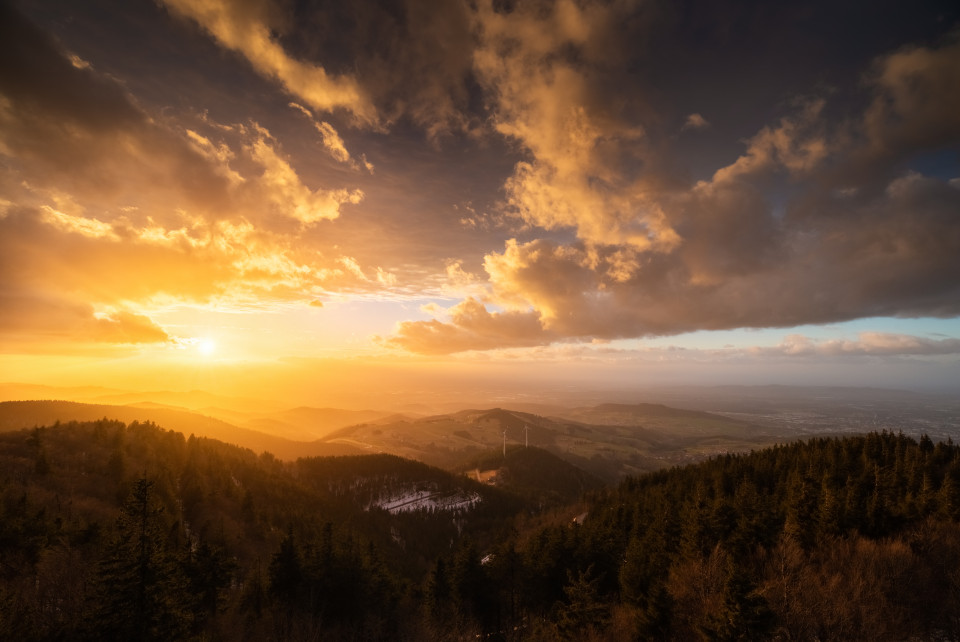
0 419 524 640
0 400 365 460
5 418 960 640
545 431 960 640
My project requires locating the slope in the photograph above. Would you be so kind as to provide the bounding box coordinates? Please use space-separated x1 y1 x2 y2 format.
323 405 781 480
0 400 364 460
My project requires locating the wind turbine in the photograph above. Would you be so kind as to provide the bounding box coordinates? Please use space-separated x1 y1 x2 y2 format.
524 425 529 448
502 430 507 457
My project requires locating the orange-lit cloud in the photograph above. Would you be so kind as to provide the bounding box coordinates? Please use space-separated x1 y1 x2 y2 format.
0 291 168 350
0 4 402 352
388 298 551 355
160 0 376 124
473 0 678 250
288 102 368 170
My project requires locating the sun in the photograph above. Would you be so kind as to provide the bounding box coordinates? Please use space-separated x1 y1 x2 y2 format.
197 338 217 356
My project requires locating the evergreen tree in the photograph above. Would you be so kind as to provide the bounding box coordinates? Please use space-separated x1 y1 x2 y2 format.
182 541 236 624
557 566 608 639
87 478 191 641
938 472 960 520
425 556 452 622
818 473 842 538
268 528 303 607
451 540 492 628
701 556 773 641
784 470 819 550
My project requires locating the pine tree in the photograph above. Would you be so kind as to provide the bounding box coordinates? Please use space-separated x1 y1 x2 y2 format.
451 540 492 628
182 541 235 624
938 472 960 521
701 556 773 641
87 478 191 641
425 556 452 621
268 528 303 607
818 474 842 538
557 565 608 639
784 471 819 550
619 535 649 606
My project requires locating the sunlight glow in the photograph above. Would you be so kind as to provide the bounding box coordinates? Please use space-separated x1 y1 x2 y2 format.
198 338 217 357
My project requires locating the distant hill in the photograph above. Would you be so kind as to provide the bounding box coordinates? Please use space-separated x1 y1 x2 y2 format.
323 404 781 481
250 406 394 439
0 398 784 480
0 382 123 402
0 382 283 414
0 400 364 460
196 405 402 441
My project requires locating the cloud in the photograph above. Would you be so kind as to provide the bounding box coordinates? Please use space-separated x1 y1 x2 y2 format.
0 290 169 348
288 102 364 168
310 0 477 137
313 121 352 164
388 161 960 353
0 3 234 220
709 98 830 184
0 7 398 352
92 311 170 344
388 298 551 354
161 0 376 124
863 39 960 155
386 30 960 354
768 333 960 357
682 113 709 131
245 129 364 223
4 1 959 363
472 0 681 250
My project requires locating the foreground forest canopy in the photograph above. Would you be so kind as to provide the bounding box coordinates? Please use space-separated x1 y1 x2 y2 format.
4 419 960 640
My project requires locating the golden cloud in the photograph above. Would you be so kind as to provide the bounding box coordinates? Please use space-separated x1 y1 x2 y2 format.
0 289 169 349
473 0 679 250
388 298 550 354
161 0 376 124
245 131 364 223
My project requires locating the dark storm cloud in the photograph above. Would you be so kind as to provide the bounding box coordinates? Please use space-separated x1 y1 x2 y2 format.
389 3 960 353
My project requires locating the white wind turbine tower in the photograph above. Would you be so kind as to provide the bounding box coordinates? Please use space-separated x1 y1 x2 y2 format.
502 430 507 457
524 425 529 448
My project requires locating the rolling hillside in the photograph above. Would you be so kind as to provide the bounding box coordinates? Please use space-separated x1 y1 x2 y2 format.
0 400 365 460
0 398 785 481
322 405 781 480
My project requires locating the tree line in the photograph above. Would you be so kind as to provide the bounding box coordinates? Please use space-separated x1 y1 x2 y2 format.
4 420 960 639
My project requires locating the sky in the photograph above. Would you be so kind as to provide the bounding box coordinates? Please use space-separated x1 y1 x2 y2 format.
1 0 959 407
